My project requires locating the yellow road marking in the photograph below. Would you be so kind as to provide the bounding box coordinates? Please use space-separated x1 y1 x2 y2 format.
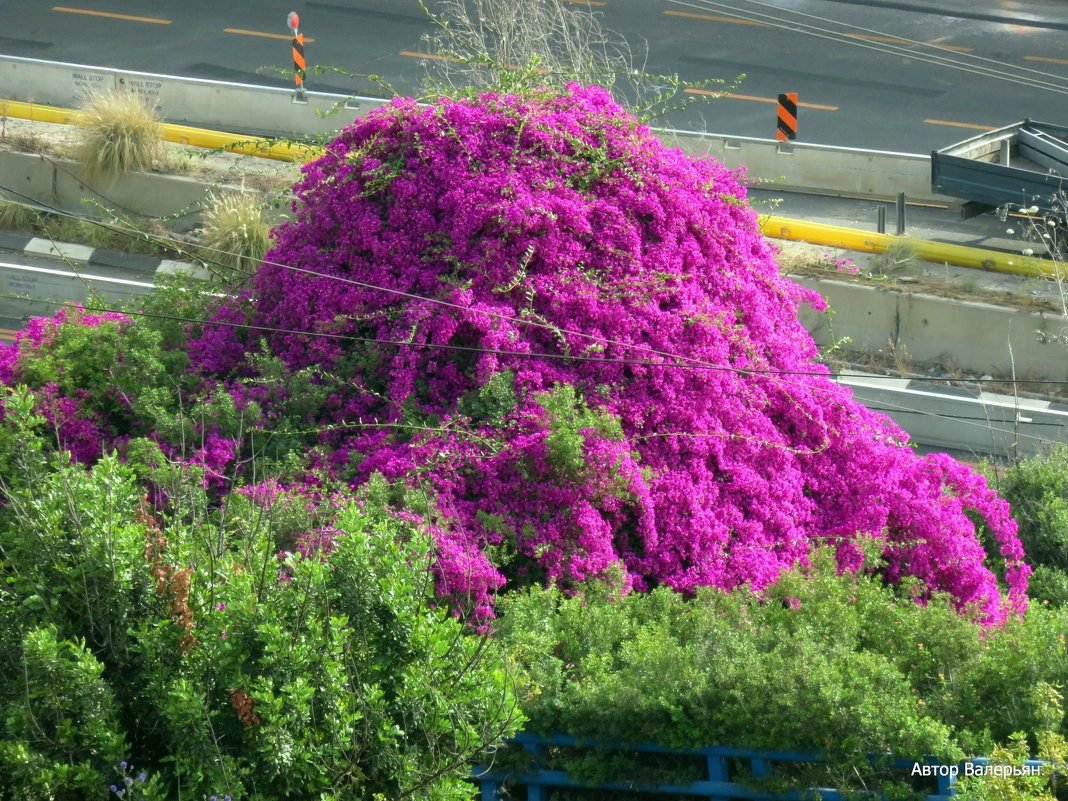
1026 55 1068 65
401 50 466 65
923 119 997 130
224 28 315 42
52 6 170 24
664 10 769 26
685 88 839 111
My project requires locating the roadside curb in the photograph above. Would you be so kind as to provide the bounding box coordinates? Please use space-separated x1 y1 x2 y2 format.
0 230 203 278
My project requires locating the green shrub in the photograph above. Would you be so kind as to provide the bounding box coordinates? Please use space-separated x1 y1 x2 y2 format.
996 446 1068 605
76 91 161 180
954 683 1068 801
496 544 1068 797
0 397 523 800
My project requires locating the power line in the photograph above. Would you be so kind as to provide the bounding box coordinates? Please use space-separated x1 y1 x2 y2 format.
3 184 1068 395
667 0 1068 97
3 292 1064 453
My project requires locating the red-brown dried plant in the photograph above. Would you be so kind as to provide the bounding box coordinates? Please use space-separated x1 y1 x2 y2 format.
230 688 262 727
138 495 198 653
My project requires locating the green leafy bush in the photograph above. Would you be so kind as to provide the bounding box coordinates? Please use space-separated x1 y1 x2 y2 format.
496 544 1068 797
996 446 1068 605
0 396 523 800
954 683 1067 801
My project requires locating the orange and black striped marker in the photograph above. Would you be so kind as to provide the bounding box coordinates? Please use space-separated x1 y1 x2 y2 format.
293 32 306 89
287 11 306 92
777 92 797 141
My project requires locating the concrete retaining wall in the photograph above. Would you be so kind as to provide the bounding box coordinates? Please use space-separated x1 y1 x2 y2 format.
1 55 950 202
794 274 1068 382
841 374 1068 459
0 150 281 231
1 151 224 229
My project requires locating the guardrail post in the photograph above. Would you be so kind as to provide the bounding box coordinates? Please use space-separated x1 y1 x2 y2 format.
751 756 772 778
522 741 548 801
478 777 502 801
896 191 906 235
937 763 957 798
706 753 731 801
877 204 887 234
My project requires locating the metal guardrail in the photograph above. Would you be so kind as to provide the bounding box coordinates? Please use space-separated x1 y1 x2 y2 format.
838 374 1068 460
472 733 1049 801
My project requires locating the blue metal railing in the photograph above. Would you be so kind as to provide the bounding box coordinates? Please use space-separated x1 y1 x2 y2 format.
472 732 1049 801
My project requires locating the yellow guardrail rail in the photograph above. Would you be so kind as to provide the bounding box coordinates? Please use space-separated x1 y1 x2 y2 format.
0 99 325 163
758 215 1056 280
0 98 1057 279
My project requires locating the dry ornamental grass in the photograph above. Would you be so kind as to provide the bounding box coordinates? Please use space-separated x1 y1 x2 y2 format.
198 190 272 275
76 90 161 179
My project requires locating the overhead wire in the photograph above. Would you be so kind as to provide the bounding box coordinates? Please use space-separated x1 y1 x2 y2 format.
0 280 1064 456
2 182 1066 383
0 147 1065 453
666 0 1068 97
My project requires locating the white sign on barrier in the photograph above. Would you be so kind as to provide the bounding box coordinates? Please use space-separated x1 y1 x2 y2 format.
70 69 109 105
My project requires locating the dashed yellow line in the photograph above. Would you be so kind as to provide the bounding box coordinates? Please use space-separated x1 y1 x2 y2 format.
924 119 997 131
685 88 839 111
52 6 171 24
400 50 466 65
225 28 314 42
1026 55 1068 65
664 10 769 26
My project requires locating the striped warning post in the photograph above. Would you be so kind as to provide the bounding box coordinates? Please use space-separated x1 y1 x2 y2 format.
293 32 306 90
777 92 797 141
287 11 306 93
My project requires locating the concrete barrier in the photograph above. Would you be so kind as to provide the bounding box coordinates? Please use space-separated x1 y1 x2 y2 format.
0 55 951 202
661 130 939 202
0 55 383 137
794 274 1068 382
0 141 1061 385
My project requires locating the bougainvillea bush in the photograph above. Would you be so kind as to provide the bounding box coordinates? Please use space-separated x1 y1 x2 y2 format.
168 83 1027 624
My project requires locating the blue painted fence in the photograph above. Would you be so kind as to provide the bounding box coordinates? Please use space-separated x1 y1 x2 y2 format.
472 732 1049 801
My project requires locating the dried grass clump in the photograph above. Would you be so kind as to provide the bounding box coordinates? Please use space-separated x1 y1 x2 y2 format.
0 199 42 233
77 91 161 180
198 191 272 275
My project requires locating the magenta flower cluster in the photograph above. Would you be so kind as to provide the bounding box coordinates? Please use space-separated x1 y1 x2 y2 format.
0 305 128 462
178 85 1027 624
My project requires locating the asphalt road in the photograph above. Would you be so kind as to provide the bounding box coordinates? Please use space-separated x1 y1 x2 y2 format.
4 0 1068 152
